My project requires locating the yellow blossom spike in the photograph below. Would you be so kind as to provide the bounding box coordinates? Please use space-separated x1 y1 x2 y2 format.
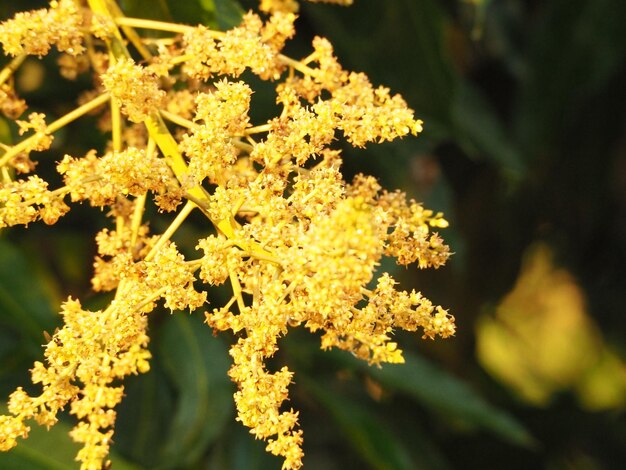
0 1 453 469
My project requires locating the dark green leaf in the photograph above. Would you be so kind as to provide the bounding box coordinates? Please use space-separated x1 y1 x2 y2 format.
156 313 234 468
352 351 535 448
120 0 173 22
301 377 415 470
514 0 626 155
0 239 58 352
113 362 176 468
0 330 33 397
208 423 282 470
0 115 12 145
452 82 526 178
167 0 218 29
213 0 244 30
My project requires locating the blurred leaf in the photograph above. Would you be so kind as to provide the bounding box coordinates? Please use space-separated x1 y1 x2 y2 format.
0 329 31 396
479 0 526 78
120 0 173 21
113 362 176 467
302 377 415 470
514 0 626 154
0 115 11 144
398 0 458 125
16 231 92 304
213 0 244 30
121 0 242 34
156 313 234 468
0 239 58 351
462 0 494 41
208 423 282 470
452 82 525 178
167 0 218 29
332 350 534 448
0 406 140 470
0 329 18 359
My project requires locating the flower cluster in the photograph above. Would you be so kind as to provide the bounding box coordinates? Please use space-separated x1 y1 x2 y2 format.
0 1 454 469
0 0 84 57
260 0 353 14
102 59 166 123
182 12 295 81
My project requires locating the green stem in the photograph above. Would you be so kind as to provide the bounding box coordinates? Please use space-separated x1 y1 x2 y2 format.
130 139 155 249
229 270 245 313
0 54 27 87
106 1 153 61
278 54 319 78
114 17 206 36
160 109 194 129
245 123 271 135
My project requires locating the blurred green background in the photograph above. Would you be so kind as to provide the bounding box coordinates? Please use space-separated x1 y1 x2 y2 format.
1 0 625 468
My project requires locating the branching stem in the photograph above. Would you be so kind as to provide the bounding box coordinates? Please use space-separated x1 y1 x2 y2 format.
0 93 110 168
0 54 26 87
144 199 196 262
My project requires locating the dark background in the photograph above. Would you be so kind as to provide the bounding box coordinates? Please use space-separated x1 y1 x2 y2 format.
1 0 625 468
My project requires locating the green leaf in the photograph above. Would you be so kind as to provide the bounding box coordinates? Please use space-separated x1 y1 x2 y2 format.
113 362 176 468
0 115 12 145
156 313 234 468
351 351 535 448
167 0 218 29
120 0 173 21
207 423 282 470
0 405 140 470
452 82 526 178
0 330 32 397
301 377 415 470
0 239 58 352
213 0 244 30
514 0 626 155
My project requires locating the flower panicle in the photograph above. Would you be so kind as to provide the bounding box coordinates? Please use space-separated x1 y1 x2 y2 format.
0 1 453 469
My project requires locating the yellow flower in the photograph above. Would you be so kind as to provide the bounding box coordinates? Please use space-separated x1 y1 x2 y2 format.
0 0 84 57
0 1 454 468
101 58 166 123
